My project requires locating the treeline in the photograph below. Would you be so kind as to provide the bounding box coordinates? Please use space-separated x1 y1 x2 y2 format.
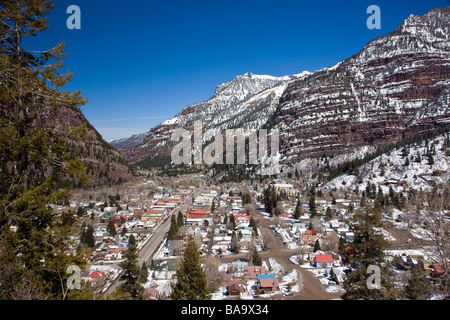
136 156 172 169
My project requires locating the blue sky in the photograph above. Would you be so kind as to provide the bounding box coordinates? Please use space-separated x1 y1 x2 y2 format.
25 0 450 141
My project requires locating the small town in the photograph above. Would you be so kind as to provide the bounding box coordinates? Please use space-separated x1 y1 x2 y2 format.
2 0 450 310
60 167 448 300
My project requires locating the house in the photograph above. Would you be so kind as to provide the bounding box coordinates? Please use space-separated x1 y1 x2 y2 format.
314 254 334 268
257 274 276 284
141 209 166 224
227 280 247 296
292 222 307 233
186 209 208 225
273 183 294 192
229 259 249 272
244 266 266 280
165 240 184 257
234 214 251 225
259 277 279 293
431 263 445 278
344 232 354 243
298 230 320 245
187 209 208 219
153 261 177 280
220 273 233 285
88 271 105 279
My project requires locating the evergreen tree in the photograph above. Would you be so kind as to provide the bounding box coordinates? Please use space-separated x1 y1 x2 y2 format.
295 199 301 219
309 196 317 216
167 215 178 240
170 237 210 300
85 224 95 248
139 262 149 284
230 231 240 253
177 210 184 227
107 217 117 236
80 221 87 244
342 206 395 300
229 214 236 229
326 207 333 219
249 217 258 236
314 239 321 252
66 280 100 300
262 185 279 215
128 233 136 248
404 260 431 300
117 234 144 299
171 215 178 232
252 247 262 266
428 151 434 166
338 236 347 262
0 0 88 299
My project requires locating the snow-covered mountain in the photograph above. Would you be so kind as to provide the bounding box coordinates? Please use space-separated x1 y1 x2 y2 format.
123 7 450 170
110 132 147 152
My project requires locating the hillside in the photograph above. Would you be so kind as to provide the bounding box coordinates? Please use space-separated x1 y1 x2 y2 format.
323 131 450 193
44 105 135 188
0 102 135 188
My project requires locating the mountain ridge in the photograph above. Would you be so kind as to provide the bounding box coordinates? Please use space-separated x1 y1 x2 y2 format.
119 7 450 173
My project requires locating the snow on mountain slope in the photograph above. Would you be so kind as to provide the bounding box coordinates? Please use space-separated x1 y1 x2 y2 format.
324 133 450 193
123 7 450 168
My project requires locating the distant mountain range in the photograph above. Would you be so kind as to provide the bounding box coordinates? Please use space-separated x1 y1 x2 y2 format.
109 132 147 151
112 7 450 175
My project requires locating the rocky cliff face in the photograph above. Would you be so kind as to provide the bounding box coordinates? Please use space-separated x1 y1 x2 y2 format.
276 7 450 165
124 72 306 163
125 7 450 170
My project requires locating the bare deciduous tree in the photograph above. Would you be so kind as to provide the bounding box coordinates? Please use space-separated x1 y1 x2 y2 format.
405 185 450 295
259 228 273 251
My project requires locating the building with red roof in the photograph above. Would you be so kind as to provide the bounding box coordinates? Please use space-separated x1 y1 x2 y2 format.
88 271 105 278
187 209 208 219
314 254 334 268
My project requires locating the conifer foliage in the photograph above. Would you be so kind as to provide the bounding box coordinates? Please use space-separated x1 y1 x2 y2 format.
342 205 395 300
0 0 88 299
117 234 145 300
170 237 210 300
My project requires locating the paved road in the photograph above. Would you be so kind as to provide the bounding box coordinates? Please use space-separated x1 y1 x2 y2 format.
103 183 204 296
137 202 190 266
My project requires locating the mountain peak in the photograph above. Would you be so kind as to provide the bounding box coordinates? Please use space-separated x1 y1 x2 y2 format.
124 7 450 167
398 7 449 41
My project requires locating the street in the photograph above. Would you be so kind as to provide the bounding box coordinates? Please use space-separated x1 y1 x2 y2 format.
102 182 204 296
